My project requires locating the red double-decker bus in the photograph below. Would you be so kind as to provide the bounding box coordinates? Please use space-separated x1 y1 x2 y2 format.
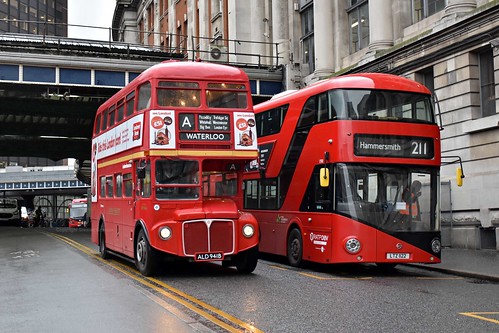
91 61 259 276
244 73 442 268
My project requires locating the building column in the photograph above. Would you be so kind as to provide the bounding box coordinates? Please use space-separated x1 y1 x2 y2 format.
313 0 334 79
250 0 267 65
368 0 393 51
198 0 210 61
154 0 161 46
444 0 477 15
271 0 289 67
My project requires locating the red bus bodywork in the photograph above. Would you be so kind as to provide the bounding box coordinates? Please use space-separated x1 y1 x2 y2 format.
91 61 259 276
68 198 88 228
244 73 441 268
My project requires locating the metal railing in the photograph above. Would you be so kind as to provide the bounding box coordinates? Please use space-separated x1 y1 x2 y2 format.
0 19 284 69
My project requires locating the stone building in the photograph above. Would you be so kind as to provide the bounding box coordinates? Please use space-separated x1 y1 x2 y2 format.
112 0 499 250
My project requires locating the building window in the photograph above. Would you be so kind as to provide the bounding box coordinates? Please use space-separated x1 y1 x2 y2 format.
478 49 496 118
412 0 446 23
300 2 314 74
348 0 369 54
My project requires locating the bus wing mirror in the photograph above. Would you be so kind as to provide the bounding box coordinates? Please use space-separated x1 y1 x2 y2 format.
456 167 464 187
320 168 329 187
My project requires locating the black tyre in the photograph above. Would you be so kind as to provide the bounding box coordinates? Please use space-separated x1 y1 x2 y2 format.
287 228 303 267
135 229 157 276
235 246 259 274
99 223 109 259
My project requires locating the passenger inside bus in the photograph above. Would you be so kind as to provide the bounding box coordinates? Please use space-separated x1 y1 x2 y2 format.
400 180 422 220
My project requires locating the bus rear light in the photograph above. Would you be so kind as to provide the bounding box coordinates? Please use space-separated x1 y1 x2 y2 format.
159 226 172 240
344 238 361 254
431 238 441 254
242 224 254 238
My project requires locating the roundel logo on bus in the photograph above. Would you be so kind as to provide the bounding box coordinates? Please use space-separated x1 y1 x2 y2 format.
236 118 248 131
151 116 165 129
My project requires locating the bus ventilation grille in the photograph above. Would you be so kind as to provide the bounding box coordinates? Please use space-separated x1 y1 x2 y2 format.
183 220 234 255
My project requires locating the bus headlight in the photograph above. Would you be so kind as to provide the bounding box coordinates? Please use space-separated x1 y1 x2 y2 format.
159 226 172 240
344 238 361 254
242 224 254 238
431 238 441 254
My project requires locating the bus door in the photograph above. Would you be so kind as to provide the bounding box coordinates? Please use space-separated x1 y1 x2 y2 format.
297 166 334 263
119 161 140 257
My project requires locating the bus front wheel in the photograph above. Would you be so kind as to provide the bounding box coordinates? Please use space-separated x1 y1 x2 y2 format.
135 229 157 276
235 246 258 274
99 223 109 259
287 228 303 267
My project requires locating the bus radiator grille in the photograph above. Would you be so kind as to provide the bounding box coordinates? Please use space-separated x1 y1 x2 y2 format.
183 220 234 256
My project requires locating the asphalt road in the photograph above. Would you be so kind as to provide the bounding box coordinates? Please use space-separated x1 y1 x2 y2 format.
1 226 498 333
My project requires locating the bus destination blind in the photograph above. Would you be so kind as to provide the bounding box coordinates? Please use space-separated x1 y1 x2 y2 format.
354 134 434 159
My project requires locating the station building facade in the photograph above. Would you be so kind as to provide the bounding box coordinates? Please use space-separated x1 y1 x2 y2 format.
113 0 499 250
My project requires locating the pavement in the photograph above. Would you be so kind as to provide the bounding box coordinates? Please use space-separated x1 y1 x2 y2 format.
410 247 499 282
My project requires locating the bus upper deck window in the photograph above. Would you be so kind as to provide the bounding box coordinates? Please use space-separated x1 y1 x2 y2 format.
137 82 151 110
206 83 248 109
125 91 135 116
157 81 200 107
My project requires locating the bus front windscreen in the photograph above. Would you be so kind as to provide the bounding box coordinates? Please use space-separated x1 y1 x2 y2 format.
334 163 439 233
326 89 435 124
70 204 87 219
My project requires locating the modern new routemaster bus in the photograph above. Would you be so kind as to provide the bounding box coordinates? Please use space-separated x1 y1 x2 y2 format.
91 60 260 276
243 73 442 269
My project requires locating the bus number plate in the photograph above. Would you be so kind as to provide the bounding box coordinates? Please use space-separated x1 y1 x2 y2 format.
386 253 410 260
194 252 224 262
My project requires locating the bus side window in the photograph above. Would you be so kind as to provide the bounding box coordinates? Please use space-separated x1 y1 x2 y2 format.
126 91 135 117
94 114 101 135
297 97 317 128
123 173 133 197
100 109 108 131
106 176 114 197
100 176 106 197
137 82 151 110
116 173 123 197
117 100 125 123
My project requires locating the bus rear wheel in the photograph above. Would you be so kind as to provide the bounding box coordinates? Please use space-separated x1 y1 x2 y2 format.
99 223 109 259
287 228 303 267
235 246 258 274
135 229 157 276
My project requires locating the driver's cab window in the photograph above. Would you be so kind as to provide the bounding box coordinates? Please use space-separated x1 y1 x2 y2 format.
155 159 199 199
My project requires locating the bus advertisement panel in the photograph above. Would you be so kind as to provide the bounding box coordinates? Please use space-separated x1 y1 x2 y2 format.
244 73 442 269
90 61 259 276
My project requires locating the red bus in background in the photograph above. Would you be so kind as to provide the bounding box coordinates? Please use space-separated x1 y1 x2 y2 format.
68 198 88 228
244 73 442 269
91 61 259 276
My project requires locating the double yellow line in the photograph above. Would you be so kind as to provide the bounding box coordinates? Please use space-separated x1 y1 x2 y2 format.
48 232 264 333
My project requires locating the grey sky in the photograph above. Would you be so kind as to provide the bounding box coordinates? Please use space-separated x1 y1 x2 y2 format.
67 0 116 40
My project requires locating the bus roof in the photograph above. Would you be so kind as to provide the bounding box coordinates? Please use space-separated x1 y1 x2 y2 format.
138 60 248 84
101 60 250 109
258 73 431 109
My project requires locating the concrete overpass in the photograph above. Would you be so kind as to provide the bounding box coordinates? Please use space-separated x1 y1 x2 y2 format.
0 33 283 182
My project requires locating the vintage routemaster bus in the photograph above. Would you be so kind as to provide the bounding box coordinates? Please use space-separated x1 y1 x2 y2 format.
91 60 260 276
244 73 442 268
